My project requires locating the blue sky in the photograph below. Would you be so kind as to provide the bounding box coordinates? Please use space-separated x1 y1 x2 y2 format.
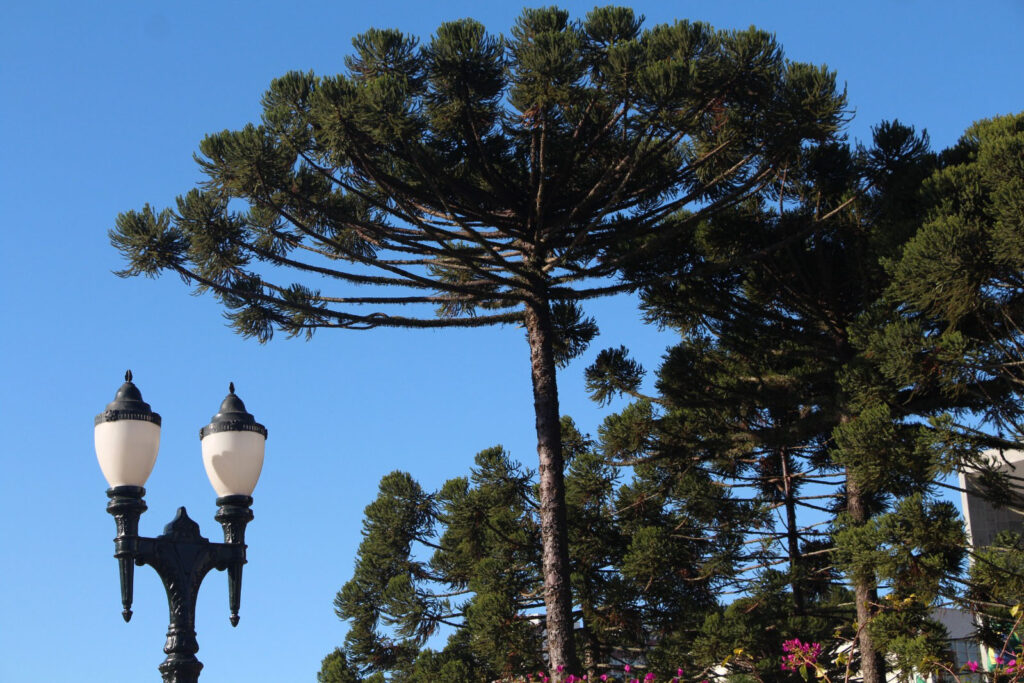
1 1 1022 681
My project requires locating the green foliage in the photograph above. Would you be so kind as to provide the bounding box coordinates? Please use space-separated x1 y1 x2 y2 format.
407 649 476 683
597 399 654 461
594 117 1009 682
584 346 645 406
834 494 965 600
693 581 851 683
319 648 362 683
329 447 541 680
324 417 739 680
970 531 1024 648
111 5 847 342
110 205 187 279
334 472 438 672
440 448 543 678
883 112 1024 438
322 109 1024 677
550 301 599 368
893 114 1024 323
867 597 952 683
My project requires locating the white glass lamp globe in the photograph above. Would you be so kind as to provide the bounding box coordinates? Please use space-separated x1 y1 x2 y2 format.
94 370 161 488
200 383 266 498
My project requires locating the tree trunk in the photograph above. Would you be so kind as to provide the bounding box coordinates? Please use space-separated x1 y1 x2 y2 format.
780 448 806 616
523 298 579 682
581 618 599 683
846 470 886 683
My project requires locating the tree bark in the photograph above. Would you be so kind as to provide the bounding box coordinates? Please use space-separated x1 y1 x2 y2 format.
523 298 579 682
846 470 886 683
780 448 806 616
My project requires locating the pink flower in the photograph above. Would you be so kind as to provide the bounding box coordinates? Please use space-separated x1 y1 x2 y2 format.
678 670 684 677
781 639 823 672
967 661 979 673
626 665 632 673
559 666 565 673
600 676 608 682
645 674 656 681
568 676 576 683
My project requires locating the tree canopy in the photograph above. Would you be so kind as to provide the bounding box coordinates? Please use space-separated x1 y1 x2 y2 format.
112 7 845 339
313 112 1024 682
587 118 1022 683
330 419 745 682
881 112 1024 443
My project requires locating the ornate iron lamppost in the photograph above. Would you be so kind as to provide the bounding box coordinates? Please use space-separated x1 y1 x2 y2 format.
95 371 267 683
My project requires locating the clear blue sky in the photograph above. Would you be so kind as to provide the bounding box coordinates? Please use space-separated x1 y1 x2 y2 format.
1 1 1021 681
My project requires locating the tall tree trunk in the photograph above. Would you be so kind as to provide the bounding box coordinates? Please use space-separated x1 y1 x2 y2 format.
581 617 599 683
523 298 579 682
780 448 806 616
846 470 886 683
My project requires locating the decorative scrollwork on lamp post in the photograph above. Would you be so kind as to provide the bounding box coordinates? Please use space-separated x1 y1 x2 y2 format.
96 372 267 683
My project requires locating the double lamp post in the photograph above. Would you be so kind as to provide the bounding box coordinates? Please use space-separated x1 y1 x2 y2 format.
94 371 267 682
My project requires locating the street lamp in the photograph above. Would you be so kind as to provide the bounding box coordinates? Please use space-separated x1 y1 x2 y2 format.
95 371 267 683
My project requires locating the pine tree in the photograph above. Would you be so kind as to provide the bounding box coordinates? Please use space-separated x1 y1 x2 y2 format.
870 112 1024 666
880 112 1024 445
968 530 1024 650
588 331 854 681
109 8 847 675
329 447 548 680
319 648 362 683
329 416 737 681
588 123 987 683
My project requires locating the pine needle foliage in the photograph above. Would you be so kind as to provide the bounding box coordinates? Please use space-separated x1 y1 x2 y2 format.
881 113 1024 440
330 419 738 682
584 122 1014 683
111 7 846 339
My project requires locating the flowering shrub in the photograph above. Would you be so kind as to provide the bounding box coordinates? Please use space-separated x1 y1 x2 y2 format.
780 639 824 679
509 605 1023 683
941 603 1024 683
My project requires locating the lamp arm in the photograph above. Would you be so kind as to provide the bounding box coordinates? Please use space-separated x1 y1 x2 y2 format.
107 486 147 622
214 495 254 627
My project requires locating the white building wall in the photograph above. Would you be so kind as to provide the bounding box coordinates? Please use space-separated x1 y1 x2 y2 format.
958 450 1024 548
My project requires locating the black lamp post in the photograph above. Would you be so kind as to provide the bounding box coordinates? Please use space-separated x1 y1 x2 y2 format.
95 371 267 683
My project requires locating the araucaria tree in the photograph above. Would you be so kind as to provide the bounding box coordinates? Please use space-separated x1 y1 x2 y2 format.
591 122 984 683
329 420 743 682
110 6 846 676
